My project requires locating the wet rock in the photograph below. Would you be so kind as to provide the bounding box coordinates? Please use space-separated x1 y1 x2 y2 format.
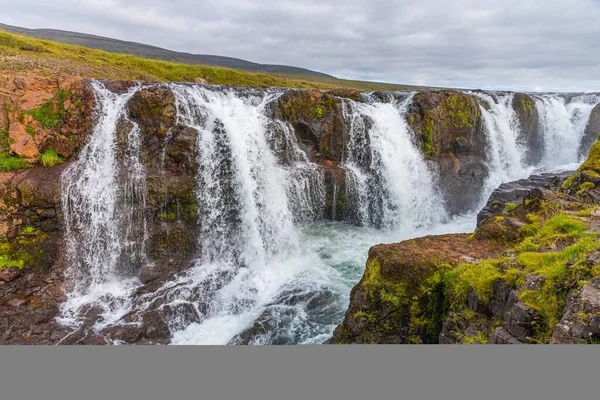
102 80 138 94
274 90 345 162
488 279 512 317
580 103 600 158
434 154 489 215
159 303 201 331
141 310 171 340
512 93 542 165
101 324 143 344
7 296 29 307
139 266 160 284
467 290 482 313
233 289 339 345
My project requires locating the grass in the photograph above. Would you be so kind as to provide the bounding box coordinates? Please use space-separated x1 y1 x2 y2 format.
445 211 599 343
0 152 31 171
0 29 431 91
39 149 63 167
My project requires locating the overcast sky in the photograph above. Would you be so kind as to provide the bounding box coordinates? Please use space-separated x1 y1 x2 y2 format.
2 0 600 91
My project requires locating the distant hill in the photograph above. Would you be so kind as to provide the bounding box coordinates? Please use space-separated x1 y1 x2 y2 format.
0 22 334 78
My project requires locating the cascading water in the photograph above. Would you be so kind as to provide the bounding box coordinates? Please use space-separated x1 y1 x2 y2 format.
59 81 145 330
137 84 339 344
57 80 600 345
342 94 448 230
534 93 600 166
470 92 533 206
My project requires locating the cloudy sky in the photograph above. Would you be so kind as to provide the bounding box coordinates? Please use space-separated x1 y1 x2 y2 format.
2 0 600 91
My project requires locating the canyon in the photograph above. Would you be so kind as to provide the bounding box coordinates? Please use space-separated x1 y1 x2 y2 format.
1 71 600 344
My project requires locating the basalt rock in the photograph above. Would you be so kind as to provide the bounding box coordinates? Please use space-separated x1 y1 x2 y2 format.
327 234 506 344
274 90 346 162
513 93 542 165
550 278 600 344
407 90 487 214
477 171 573 226
580 104 600 158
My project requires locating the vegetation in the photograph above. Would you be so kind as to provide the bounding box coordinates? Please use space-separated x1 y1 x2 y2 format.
0 152 31 171
39 149 64 167
0 29 432 91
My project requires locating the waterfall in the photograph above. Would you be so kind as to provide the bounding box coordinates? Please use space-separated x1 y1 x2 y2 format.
342 94 448 230
139 84 332 344
59 81 145 330
534 93 600 166
470 92 532 206
56 81 600 345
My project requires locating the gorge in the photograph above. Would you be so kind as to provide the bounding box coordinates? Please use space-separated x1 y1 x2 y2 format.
1 72 600 345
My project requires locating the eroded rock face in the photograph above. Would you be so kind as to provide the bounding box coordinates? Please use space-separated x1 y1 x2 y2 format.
407 90 487 214
513 93 542 165
273 90 348 162
551 278 600 344
0 72 95 162
476 171 573 226
327 235 507 344
580 103 600 158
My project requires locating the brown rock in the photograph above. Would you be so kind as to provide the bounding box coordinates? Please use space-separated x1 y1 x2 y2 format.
0 267 23 282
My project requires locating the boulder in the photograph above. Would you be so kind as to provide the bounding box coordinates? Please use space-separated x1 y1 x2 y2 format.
141 310 171 340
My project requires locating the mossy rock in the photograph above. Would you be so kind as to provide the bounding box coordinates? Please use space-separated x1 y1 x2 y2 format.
407 90 483 159
127 85 177 137
512 93 542 165
275 90 345 162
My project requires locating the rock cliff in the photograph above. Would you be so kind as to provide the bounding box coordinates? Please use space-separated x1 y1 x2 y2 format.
1 71 597 344
328 139 600 344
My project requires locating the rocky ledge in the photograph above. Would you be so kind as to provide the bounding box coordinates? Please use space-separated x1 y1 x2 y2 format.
2 70 600 344
328 139 600 344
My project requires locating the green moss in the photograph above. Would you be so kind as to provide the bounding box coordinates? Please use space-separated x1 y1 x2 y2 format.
518 95 535 116
279 92 335 122
25 89 72 129
0 152 32 171
445 260 503 306
0 227 48 271
158 211 177 221
505 202 519 211
421 116 437 158
444 93 475 129
39 149 64 167
515 214 587 252
575 206 598 217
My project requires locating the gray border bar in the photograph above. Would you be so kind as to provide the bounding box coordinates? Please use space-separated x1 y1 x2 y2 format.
1 345 596 400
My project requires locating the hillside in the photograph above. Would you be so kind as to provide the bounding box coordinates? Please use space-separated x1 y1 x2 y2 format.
0 22 333 78
0 27 430 91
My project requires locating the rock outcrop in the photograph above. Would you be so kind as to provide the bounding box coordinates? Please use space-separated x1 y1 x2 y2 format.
2 72 589 345
406 90 487 214
0 72 95 163
580 104 600 158
513 93 542 165
476 170 573 226
329 144 600 344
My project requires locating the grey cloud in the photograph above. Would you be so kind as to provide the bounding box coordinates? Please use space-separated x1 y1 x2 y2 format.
1 0 600 91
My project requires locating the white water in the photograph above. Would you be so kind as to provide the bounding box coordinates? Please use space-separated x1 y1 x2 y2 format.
342 94 448 230
58 83 599 345
534 93 600 166
59 82 144 330
471 92 534 207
